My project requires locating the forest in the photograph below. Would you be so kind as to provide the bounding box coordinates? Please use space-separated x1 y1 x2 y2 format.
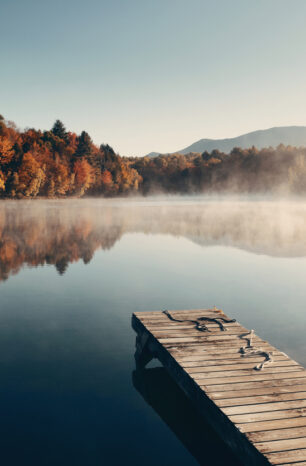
1 115 306 197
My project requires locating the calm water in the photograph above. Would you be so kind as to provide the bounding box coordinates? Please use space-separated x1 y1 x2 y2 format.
1 197 306 465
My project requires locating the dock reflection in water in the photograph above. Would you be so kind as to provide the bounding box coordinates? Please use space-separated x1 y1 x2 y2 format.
132 367 242 466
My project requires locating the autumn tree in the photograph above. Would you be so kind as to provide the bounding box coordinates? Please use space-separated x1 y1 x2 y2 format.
73 159 93 195
17 152 46 197
100 169 113 193
0 137 13 165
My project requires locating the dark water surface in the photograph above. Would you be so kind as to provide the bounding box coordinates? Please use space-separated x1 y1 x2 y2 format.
1 197 306 465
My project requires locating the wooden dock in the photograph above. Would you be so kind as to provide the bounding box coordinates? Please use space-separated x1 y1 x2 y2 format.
132 308 306 466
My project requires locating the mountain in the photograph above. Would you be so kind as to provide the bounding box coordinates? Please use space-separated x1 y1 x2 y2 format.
147 126 306 157
145 151 161 158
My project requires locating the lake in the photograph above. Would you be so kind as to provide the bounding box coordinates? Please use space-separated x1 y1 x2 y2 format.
1 197 306 465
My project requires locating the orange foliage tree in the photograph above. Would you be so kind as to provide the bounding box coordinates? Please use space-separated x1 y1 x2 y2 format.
73 159 93 196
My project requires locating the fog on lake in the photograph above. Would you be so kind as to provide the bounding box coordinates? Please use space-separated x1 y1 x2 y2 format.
1 197 306 280
0 197 306 466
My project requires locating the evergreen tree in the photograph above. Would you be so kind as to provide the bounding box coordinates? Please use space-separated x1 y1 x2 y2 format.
51 120 67 140
100 143 115 155
75 131 92 157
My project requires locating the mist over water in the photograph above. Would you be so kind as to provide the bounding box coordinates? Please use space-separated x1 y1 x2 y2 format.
1 196 306 465
1 196 306 281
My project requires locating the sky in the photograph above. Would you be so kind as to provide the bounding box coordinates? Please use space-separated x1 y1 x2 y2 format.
1 0 306 156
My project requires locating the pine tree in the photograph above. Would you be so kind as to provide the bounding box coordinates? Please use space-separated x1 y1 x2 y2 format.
75 131 92 158
51 120 67 140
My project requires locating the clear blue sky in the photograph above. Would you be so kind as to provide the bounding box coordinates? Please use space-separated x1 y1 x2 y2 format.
1 0 306 156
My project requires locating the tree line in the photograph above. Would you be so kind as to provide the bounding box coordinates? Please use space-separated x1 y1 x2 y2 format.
1 115 306 197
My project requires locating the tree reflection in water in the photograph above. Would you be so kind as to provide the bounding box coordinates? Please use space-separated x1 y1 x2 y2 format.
1 198 306 281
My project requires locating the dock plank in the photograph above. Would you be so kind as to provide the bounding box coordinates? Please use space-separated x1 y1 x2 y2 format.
216 391 306 407
181 358 294 369
223 399 306 415
248 426 306 442
187 366 301 377
230 408 306 423
200 377 306 392
175 349 287 360
211 385 306 399
132 309 306 466
254 437 306 453
193 371 306 384
279 463 306 466
266 448 306 464
238 416 306 433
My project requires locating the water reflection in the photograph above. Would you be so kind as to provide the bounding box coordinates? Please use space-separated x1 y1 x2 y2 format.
1 198 306 281
1 197 306 465
132 367 242 466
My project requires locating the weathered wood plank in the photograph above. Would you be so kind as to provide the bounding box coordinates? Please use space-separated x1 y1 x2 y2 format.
238 417 306 433
223 399 306 415
142 316 233 324
248 426 306 442
187 366 301 377
201 377 306 392
151 328 248 337
216 391 306 407
176 353 290 363
175 352 293 365
181 358 293 369
276 463 306 466
255 437 306 453
145 322 241 330
159 335 266 343
194 371 306 384
230 408 306 423
211 385 306 399
166 341 274 350
135 310 226 321
265 448 306 464
134 309 223 317
278 462 306 466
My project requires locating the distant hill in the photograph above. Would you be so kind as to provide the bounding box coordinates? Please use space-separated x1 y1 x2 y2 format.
145 151 161 158
146 126 306 157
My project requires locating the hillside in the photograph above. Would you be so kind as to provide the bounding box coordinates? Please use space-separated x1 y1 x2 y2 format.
147 126 306 157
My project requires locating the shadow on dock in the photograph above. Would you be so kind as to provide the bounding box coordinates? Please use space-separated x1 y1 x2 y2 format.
132 367 243 466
